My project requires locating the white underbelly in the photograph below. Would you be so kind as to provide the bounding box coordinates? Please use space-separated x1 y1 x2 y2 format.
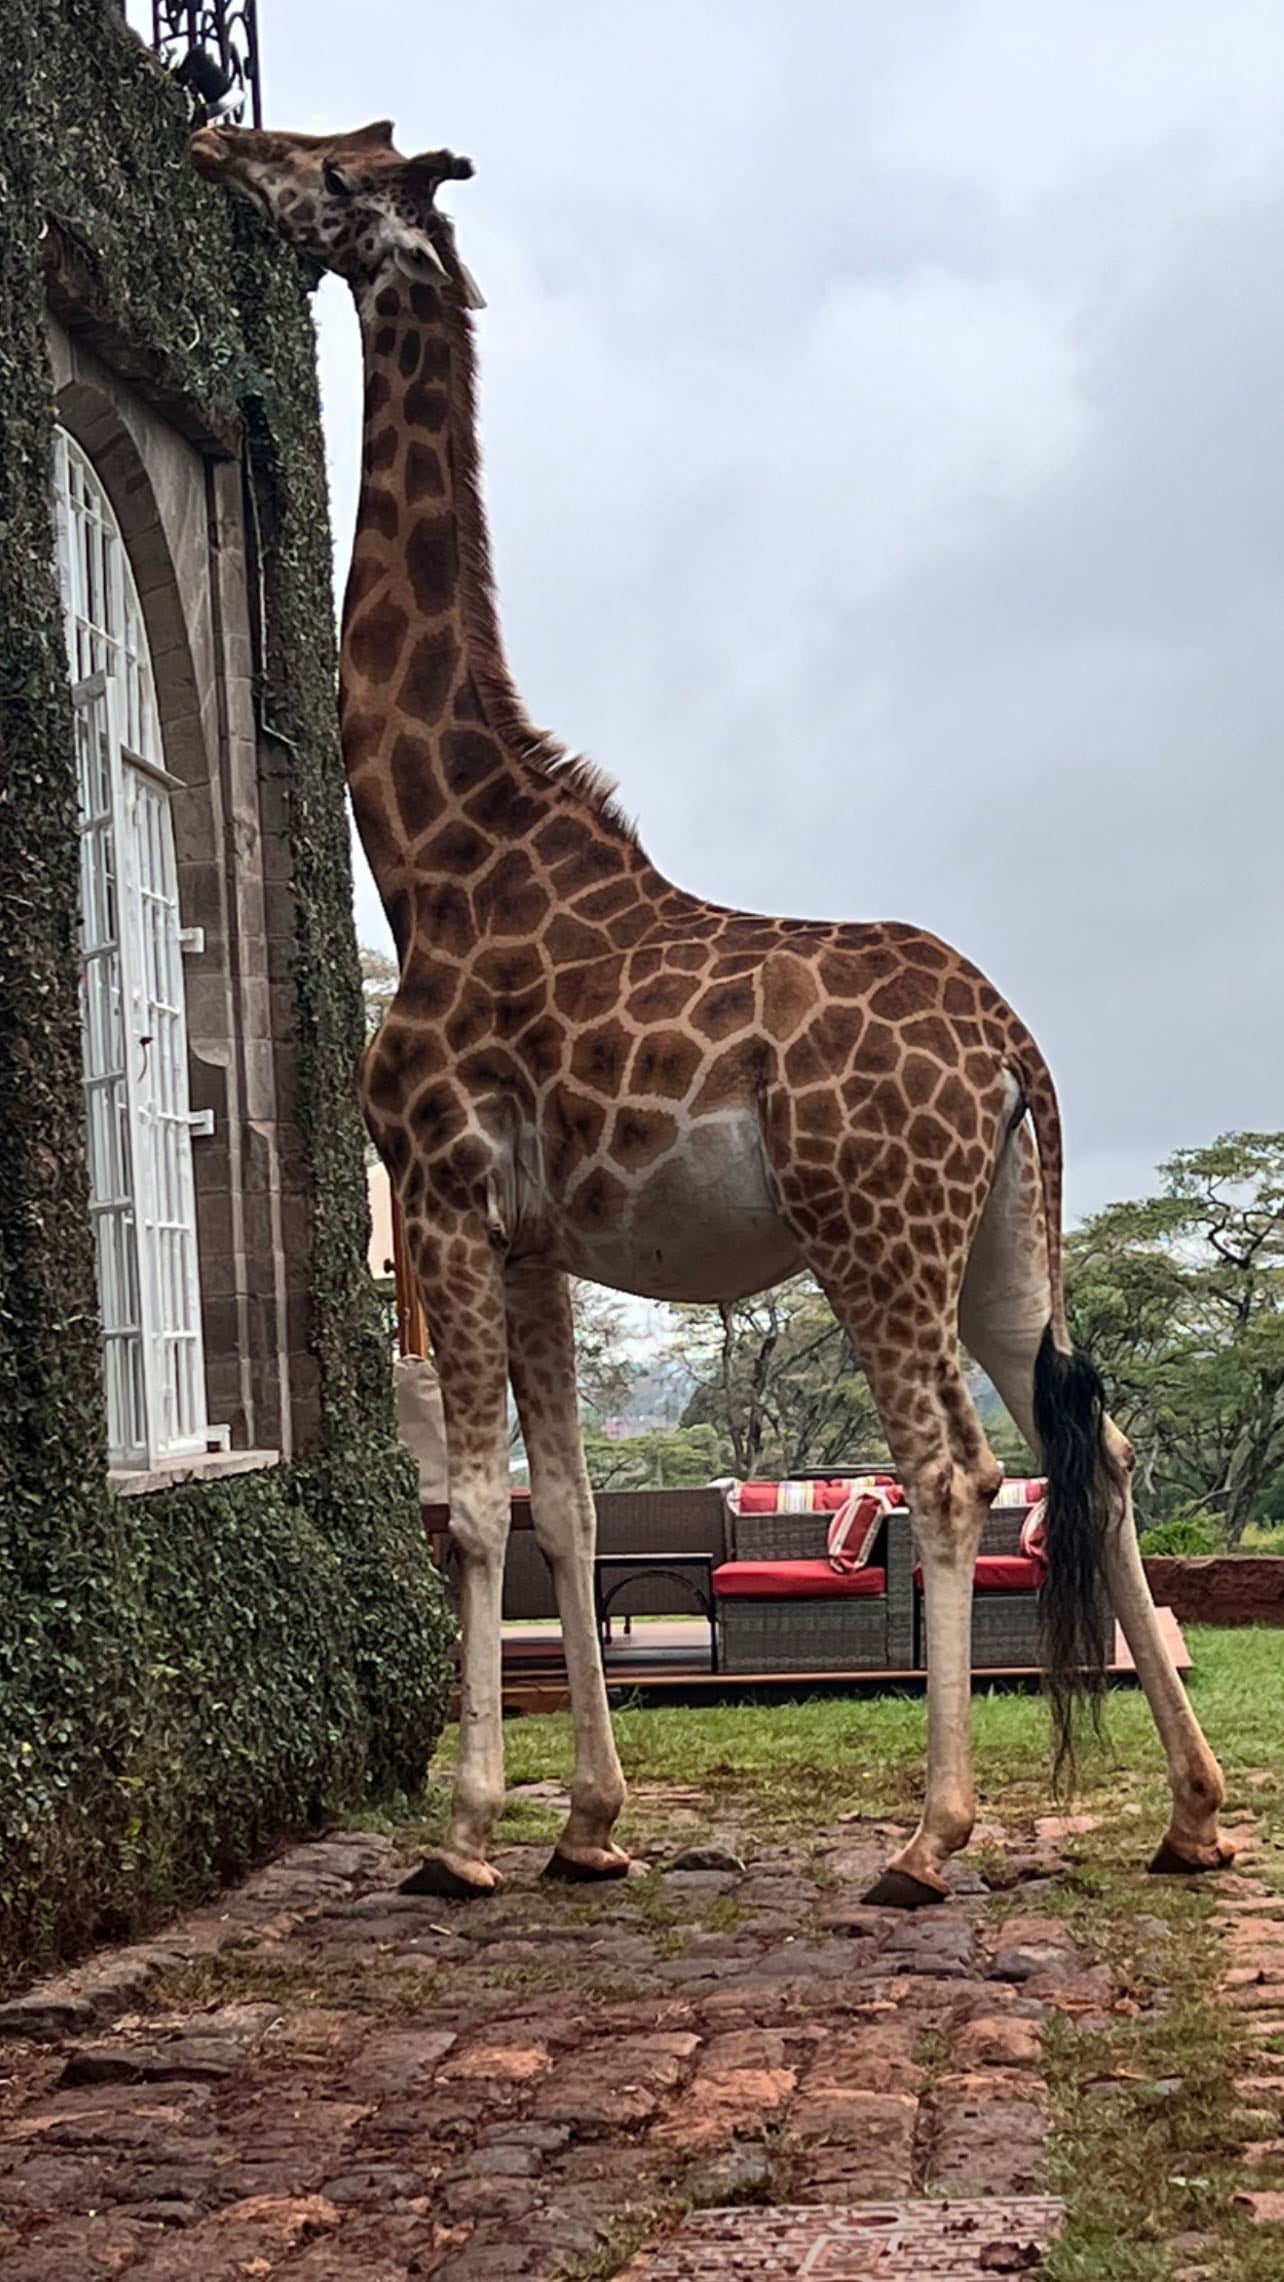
548 1114 802 1304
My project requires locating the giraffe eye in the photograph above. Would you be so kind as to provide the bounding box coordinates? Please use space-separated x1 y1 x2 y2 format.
323 162 352 197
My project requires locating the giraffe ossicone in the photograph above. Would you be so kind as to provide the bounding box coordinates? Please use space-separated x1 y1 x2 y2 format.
190 120 1233 1904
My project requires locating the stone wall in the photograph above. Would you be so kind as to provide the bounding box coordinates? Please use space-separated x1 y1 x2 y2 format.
0 0 452 1984
1144 1557 1284 1628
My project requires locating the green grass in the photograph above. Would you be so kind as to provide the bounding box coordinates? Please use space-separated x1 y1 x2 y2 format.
421 1628 1284 1861
1038 1881 1284 2282
157 1947 449 2016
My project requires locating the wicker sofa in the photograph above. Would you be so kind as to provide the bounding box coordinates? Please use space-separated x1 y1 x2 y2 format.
431 1486 732 1626
914 1500 1046 1669
917 1496 1113 1670
425 1474 1110 1681
713 1475 1102 1676
714 1484 915 1674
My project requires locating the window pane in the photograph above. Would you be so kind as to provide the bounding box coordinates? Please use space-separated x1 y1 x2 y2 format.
58 432 212 1467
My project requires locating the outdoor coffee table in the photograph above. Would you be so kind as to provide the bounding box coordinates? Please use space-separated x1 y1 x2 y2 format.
593 1551 718 1672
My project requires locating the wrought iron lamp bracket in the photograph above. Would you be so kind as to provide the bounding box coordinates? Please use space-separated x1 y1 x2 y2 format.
150 2 262 128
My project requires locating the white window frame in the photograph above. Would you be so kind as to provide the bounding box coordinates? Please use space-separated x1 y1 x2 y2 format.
53 429 214 1470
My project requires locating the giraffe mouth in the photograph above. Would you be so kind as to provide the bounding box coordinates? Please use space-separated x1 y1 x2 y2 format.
189 127 230 181
189 128 272 215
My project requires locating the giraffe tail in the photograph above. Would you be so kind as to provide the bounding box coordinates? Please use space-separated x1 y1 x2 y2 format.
1033 1328 1122 1783
1019 1055 1122 1783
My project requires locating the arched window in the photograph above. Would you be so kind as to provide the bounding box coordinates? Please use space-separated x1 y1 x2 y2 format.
53 430 211 1469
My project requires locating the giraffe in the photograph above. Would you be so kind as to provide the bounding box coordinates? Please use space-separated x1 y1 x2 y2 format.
191 119 1234 1907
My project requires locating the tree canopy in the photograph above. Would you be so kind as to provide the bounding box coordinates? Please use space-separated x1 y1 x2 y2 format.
674 1276 888 1477
1064 1132 1284 1541
582 1423 722 1492
569 1282 639 1427
359 943 398 1038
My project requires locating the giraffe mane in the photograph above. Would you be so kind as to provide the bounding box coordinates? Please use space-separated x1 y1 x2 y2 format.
435 230 640 846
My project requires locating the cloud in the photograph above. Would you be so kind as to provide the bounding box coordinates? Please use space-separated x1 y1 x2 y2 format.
263 0 1284 1222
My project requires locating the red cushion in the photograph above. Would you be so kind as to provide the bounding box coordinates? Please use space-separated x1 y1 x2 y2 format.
737 1477 899 1514
978 1555 1045 1591
738 1482 784 1512
713 1560 887 1600
912 1555 1045 1593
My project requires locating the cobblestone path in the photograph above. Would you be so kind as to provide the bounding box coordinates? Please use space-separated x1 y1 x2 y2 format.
1216 1856 1284 2233
0 1800 1242 2279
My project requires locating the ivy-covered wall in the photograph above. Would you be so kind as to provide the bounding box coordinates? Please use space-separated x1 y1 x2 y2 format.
0 0 452 1984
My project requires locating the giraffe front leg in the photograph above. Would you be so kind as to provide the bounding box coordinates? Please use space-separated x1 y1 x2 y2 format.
398 1219 513 1900
505 1261 629 1883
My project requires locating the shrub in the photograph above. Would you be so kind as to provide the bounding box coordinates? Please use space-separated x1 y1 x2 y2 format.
1240 1522 1284 1557
1138 1510 1225 1558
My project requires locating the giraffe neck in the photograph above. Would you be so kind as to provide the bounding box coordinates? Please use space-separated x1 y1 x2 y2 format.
340 263 645 961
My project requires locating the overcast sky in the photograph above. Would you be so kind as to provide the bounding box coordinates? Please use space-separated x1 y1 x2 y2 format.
218 1 1284 1223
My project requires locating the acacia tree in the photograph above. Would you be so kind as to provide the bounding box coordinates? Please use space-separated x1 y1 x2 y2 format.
569 1282 638 1426
673 1276 887 1476
1065 1133 1284 1541
360 943 398 1037
582 1423 721 1491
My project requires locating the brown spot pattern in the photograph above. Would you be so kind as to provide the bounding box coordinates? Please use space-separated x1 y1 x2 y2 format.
327 254 1070 1596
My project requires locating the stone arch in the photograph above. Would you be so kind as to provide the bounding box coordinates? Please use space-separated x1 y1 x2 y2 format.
50 357 289 1462
53 371 213 804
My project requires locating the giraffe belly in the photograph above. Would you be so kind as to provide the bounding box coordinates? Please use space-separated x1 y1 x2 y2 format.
549 1116 802 1304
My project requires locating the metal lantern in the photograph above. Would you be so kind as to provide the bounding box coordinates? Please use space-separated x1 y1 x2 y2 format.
151 1 262 128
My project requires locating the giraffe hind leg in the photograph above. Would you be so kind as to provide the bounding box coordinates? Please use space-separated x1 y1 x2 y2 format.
817 1271 1003 1905
959 1119 1233 1873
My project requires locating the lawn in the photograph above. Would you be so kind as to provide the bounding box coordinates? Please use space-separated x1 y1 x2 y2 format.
429 1625 1283 1862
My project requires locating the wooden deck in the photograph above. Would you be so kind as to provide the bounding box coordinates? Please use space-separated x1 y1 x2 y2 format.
468 1608 1191 1717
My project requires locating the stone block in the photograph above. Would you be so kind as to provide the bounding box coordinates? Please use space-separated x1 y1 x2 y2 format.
955 2015 1044 2069
989 1942 1076 1983
651 2065 796 2147
532 2033 699 2132
928 2084 1046 2196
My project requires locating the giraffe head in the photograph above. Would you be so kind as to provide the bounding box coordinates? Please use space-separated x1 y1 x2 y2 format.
189 119 482 302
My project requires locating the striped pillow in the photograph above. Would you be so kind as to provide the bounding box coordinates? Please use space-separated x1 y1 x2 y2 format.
994 1476 1048 1508
828 1485 900 1574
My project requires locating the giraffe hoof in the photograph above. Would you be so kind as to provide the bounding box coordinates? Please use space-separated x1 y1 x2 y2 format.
1147 1833 1237 1878
543 1843 632 1884
862 1867 950 1911
398 1852 503 1899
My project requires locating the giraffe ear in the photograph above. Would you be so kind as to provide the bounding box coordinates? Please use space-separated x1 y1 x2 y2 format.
394 239 451 284
456 259 486 312
393 238 487 310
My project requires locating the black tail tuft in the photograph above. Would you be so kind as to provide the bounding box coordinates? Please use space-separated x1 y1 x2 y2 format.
1033 1323 1122 1785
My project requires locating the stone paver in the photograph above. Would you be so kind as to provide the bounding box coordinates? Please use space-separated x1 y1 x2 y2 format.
0 1816 1137 2277
1217 1844 1284 2237
619 2197 1065 2276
